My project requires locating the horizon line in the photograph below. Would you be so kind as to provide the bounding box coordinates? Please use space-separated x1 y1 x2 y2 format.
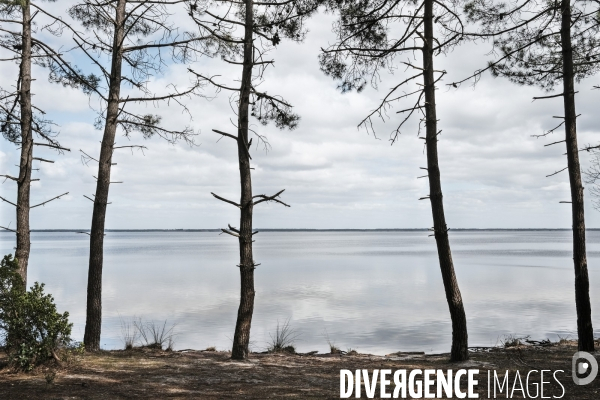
3 228 600 232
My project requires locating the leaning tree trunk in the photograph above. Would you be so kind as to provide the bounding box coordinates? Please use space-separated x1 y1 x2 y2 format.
231 0 255 360
15 0 33 286
560 0 594 352
83 0 126 352
423 0 469 362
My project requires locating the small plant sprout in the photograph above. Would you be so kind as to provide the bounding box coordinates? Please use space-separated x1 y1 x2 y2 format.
119 317 139 350
502 334 528 348
324 329 341 354
267 319 299 354
133 318 176 350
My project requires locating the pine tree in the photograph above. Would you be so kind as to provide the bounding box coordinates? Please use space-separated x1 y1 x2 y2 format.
188 0 321 359
48 0 213 351
461 0 599 352
0 0 80 284
321 0 470 361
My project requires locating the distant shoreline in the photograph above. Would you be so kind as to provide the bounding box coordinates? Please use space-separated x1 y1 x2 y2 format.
3 228 600 232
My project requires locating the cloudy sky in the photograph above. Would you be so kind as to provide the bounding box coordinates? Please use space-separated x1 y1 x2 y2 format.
1 6 600 230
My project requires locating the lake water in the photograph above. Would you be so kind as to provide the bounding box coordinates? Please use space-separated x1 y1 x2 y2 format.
1 230 599 355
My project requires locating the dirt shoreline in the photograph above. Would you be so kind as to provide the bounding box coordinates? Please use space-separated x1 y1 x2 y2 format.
0 340 598 399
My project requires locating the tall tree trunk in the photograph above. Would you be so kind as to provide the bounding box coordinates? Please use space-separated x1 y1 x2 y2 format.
83 0 126 352
231 0 255 360
423 0 469 362
15 0 33 286
560 0 594 352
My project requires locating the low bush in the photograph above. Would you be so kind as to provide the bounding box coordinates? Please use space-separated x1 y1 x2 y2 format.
0 254 72 371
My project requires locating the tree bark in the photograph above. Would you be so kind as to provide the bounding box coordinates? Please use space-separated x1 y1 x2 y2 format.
560 0 594 352
423 0 469 362
15 0 33 286
83 0 126 352
231 0 255 360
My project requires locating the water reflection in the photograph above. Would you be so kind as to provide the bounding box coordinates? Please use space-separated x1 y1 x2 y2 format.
0 230 598 354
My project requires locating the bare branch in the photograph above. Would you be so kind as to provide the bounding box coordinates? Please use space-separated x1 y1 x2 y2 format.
0 196 17 207
546 167 568 177
33 157 54 163
0 175 18 181
31 192 69 208
123 36 210 53
211 192 241 208
252 189 290 207
544 140 566 147
220 228 240 238
228 224 240 233
397 105 424 114
83 194 111 205
223 58 273 66
0 225 17 233
33 142 70 151
118 83 199 104
212 129 237 141
581 145 600 152
532 121 565 138
188 70 240 92
113 145 148 150
80 149 99 163
532 91 578 101
212 129 252 160
448 32 556 88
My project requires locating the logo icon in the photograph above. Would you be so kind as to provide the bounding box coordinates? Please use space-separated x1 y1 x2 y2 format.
572 351 598 385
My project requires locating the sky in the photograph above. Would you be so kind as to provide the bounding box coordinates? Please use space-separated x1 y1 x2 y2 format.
1 5 600 230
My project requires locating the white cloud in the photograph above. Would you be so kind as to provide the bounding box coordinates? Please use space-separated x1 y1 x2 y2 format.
1 9 600 230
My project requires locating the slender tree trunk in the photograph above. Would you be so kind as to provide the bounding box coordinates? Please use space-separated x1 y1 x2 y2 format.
15 0 33 286
231 0 255 360
423 0 469 362
560 0 594 352
83 0 126 352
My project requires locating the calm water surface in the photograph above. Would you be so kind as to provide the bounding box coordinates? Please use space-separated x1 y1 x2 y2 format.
1 230 599 354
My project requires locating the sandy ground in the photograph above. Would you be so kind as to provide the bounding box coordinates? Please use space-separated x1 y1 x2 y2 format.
0 340 599 399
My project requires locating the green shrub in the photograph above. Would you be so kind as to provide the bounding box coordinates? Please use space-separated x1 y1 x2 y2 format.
0 254 73 371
